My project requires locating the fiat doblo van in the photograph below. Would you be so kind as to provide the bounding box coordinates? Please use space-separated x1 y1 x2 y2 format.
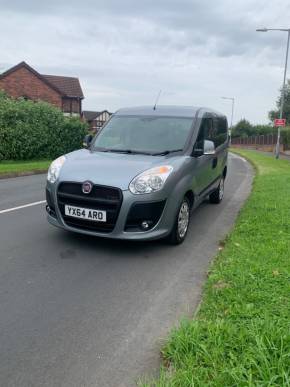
46 106 228 244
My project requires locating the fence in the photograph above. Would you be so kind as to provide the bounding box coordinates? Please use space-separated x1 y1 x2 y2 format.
231 133 282 152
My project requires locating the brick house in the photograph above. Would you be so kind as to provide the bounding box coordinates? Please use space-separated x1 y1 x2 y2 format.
82 110 111 131
0 61 84 115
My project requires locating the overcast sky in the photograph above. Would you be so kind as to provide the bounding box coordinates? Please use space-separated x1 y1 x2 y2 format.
0 0 290 123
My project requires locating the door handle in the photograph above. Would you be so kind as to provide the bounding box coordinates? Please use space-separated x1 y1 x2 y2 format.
212 157 218 169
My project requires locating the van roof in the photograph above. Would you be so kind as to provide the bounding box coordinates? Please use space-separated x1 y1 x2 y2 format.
115 105 224 118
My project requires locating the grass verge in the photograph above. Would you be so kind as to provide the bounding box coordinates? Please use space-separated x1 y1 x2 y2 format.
143 150 290 386
0 160 50 177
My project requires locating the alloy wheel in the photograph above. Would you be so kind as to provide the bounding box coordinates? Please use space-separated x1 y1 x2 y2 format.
177 201 190 238
219 178 224 201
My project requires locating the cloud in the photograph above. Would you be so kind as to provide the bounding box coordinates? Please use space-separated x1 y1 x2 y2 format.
0 0 290 123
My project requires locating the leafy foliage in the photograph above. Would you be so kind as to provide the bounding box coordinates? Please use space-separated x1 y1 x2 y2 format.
281 127 290 149
0 92 88 160
231 118 253 138
231 119 274 138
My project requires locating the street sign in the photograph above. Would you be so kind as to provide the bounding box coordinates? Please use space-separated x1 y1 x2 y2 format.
274 118 286 127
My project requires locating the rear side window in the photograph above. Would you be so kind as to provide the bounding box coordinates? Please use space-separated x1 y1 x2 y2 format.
214 116 228 147
195 115 228 149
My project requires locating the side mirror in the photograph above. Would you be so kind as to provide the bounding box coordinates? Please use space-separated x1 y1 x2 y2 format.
192 140 216 157
83 134 93 148
203 140 215 155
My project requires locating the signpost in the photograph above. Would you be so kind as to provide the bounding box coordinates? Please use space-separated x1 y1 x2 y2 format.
274 118 286 127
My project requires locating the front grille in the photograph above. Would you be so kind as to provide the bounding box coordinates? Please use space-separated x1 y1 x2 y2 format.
57 182 123 233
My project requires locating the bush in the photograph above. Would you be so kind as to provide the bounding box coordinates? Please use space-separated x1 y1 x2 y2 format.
281 127 290 150
231 119 274 138
253 124 275 136
0 92 88 160
231 119 253 138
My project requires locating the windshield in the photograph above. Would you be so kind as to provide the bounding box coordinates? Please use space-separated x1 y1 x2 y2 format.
91 116 194 154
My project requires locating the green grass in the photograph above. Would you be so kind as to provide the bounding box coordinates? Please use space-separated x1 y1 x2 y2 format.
0 160 51 176
142 150 290 387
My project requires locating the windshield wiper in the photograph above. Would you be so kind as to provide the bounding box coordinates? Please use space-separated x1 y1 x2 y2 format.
152 149 183 156
101 149 153 155
104 149 134 154
96 148 183 156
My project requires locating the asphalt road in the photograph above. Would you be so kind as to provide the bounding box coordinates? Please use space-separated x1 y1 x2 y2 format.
0 154 253 387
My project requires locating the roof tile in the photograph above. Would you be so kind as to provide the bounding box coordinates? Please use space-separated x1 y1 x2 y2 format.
42 74 84 98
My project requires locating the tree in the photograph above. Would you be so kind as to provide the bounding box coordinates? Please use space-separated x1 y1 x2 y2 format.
269 79 290 124
231 119 253 138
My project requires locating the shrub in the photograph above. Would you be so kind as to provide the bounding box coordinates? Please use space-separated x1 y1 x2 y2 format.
253 124 275 136
281 127 290 150
232 119 274 138
0 93 88 160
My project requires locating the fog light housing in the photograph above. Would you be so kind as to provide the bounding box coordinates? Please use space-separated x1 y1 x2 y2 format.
125 201 166 232
141 221 150 230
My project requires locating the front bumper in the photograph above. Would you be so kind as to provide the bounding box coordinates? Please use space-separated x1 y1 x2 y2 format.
46 181 175 241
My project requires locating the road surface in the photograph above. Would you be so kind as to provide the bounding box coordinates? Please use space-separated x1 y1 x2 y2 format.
0 154 252 387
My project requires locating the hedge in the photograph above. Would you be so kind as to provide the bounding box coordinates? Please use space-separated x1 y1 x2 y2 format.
281 127 290 150
0 92 88 160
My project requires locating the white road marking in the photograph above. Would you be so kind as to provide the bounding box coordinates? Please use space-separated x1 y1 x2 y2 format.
0 200 46 215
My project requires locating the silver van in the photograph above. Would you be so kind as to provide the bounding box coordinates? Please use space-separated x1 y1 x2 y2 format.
46 106 228 244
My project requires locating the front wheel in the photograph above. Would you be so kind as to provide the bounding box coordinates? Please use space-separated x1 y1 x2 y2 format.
209 177 224 204
167 197 190 245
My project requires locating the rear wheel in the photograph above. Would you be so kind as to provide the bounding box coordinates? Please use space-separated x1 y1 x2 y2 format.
209 177 224 204
167 197 190 245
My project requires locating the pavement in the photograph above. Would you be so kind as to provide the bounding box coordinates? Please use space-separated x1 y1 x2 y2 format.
0 153 253 387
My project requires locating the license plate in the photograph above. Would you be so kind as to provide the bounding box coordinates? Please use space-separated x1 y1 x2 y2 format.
65 205 106 222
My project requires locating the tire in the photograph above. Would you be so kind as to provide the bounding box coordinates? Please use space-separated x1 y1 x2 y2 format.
167 197 190 245
209 177 224 204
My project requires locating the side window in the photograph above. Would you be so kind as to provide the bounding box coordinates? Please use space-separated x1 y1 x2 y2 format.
213 116 228 147
195 118 214 149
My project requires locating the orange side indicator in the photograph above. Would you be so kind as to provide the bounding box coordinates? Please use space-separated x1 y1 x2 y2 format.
158 166 169 173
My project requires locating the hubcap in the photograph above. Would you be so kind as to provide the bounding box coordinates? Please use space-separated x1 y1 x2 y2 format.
219 178 224 200
178 201 189 238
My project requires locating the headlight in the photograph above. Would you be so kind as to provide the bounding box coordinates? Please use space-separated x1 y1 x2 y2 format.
47 155 66 183
129 165 173 194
